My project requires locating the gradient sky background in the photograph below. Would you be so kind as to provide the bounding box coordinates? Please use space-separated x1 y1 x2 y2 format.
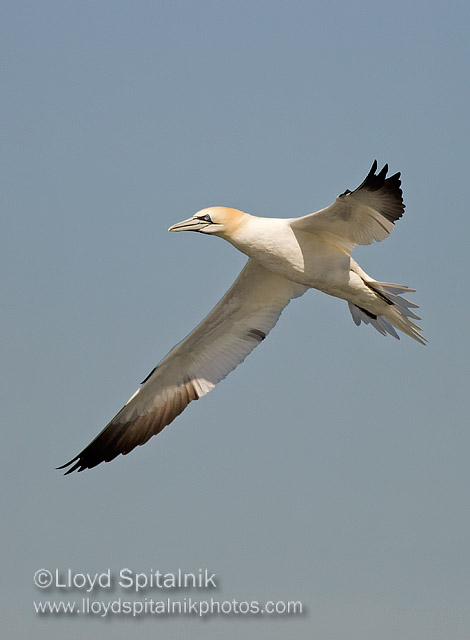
2 1 470 638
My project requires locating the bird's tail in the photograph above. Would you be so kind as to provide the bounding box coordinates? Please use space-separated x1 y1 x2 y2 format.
348 281 427 345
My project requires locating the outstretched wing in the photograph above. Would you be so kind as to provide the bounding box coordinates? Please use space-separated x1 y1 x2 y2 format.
290 161 405 252
59 259 307 473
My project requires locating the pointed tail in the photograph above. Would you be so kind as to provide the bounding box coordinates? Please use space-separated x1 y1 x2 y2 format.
348 281 427 345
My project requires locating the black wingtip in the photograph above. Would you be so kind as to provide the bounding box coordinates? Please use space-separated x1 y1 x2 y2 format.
57 450 106 474
377 163 388 181
338 160 405 224
64 464 82 475
56 456 81 475
56 457 78 470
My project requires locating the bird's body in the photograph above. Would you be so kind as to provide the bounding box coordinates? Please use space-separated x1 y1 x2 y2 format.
226 214 373 304
59 161 425 474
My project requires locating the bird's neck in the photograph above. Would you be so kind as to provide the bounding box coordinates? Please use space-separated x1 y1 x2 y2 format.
223 215 294 260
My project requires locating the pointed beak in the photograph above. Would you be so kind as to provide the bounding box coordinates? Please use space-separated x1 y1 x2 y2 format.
168 216 210 233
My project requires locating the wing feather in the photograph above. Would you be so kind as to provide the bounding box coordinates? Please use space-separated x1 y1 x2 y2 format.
59 259 306 473
290 161 405 251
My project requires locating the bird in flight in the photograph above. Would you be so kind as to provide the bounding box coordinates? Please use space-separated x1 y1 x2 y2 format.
59 161 425 474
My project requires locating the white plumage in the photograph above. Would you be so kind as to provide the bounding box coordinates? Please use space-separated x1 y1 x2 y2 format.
60 161 425 474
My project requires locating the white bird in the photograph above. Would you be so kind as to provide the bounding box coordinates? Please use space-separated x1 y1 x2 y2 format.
59 161 425 474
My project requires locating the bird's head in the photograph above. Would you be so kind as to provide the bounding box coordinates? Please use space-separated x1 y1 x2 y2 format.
168 207 246 239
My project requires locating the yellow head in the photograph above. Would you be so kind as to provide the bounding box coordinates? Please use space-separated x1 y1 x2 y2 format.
168 207 247 239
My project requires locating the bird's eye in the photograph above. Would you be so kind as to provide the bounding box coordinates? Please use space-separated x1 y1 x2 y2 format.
197 214 212 223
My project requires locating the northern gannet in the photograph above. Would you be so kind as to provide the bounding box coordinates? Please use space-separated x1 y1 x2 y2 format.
59 161 425 474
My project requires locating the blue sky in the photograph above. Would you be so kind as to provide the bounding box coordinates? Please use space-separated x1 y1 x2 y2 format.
2 1 470 638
